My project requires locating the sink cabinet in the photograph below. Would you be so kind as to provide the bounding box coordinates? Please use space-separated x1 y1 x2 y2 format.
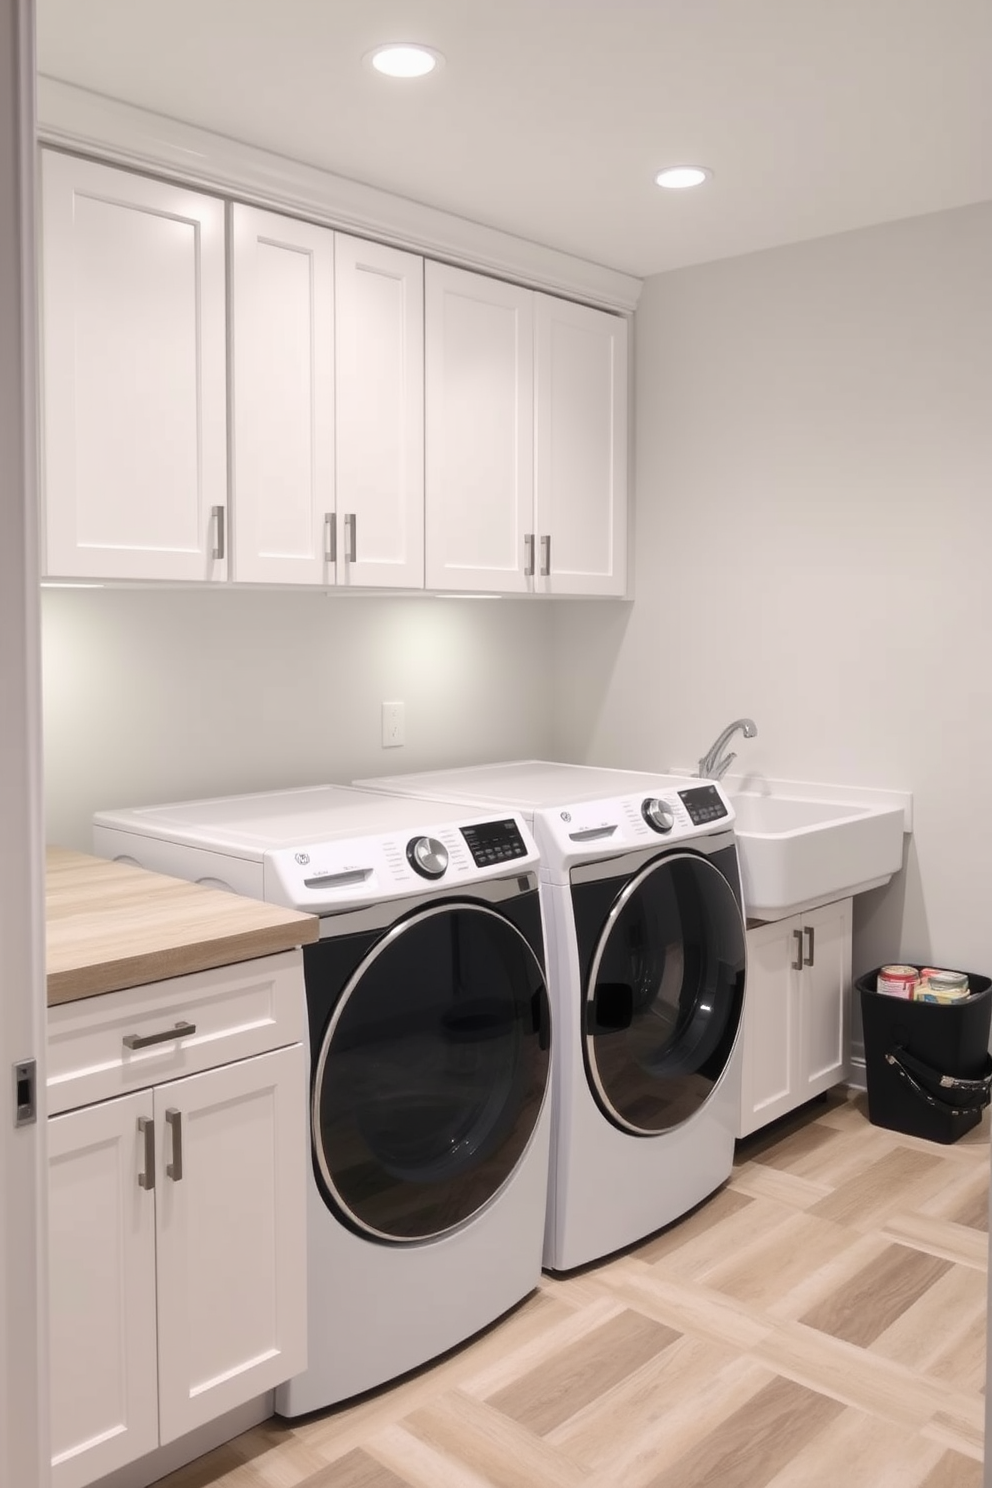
47 952 308 1488
739 898 853 1138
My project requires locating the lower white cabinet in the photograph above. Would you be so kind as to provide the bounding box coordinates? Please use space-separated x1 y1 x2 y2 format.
47 957 308 1488
739 898 853 1138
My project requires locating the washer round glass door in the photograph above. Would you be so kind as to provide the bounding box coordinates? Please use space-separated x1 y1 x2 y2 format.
312 902 550 1242
584 852 746 1135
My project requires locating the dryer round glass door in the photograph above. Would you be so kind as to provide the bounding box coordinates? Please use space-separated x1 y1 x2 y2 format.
584 852 746 1135
312 902 551 1242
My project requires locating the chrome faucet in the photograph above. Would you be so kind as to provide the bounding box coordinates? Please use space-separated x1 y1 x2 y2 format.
697 718 757 780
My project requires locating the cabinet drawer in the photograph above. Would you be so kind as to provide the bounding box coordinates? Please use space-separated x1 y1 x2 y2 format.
47 950 306 1115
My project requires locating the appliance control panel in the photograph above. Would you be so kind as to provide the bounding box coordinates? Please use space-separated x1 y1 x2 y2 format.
262 813 539 911
461 818 529 868
677 784 730 826
533 783 735 878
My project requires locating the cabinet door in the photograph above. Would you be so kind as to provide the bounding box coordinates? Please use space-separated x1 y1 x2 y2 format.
48 1093 159 1488
335 234 424 588
154 1044 307 1442
230 204 335 584
534 296 628 596
41 152 227 581
425 263 534 592
739 918 801 1138
799 898 853 1099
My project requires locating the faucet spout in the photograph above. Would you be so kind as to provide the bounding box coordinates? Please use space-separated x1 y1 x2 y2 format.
697 718 757 781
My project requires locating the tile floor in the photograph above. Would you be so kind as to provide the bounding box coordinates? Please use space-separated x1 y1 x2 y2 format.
158 1091 989 1488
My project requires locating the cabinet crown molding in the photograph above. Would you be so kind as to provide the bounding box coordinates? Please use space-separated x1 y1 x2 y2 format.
37 76 642 314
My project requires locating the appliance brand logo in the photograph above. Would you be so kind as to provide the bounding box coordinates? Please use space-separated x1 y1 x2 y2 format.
560 811 571 822
294 852 310 865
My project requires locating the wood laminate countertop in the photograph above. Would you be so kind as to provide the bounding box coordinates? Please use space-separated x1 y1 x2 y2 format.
47 847 319 1006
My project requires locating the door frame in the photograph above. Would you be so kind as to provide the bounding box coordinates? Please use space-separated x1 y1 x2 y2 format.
0 0 48 1483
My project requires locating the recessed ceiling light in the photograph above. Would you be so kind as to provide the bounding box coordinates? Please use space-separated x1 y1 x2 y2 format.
368 44 443 78
654 166 712 190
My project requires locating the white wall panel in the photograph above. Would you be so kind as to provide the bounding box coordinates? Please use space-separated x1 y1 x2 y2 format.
551 200 992 993
41 591 556 850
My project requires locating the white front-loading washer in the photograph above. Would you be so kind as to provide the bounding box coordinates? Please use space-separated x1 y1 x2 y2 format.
355 762 748 1272
92 786 552 1413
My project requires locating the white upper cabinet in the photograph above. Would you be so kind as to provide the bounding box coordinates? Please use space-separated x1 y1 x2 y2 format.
41 152 227 581
40 150 627 597
335 235 424 589
230 204 335 584
230 214 424 588
425 262 628 595
425 263 535 593
534 294 628 596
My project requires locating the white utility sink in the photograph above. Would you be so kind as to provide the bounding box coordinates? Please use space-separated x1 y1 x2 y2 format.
728 790 906 920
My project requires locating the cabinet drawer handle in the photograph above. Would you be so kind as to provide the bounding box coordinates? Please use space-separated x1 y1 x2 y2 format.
804 925 815 967
540 533 551 577
344 512 357 562
210 505 226 561
165 1108 184 1182
524 532 535 577
137 1115 155 1191
324 511 336 563
123 1020 197 1051
792 928 804 972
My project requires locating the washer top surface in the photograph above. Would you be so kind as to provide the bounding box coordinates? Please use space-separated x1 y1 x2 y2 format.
356 760 700 810
93 785 539 913
93 784 526 854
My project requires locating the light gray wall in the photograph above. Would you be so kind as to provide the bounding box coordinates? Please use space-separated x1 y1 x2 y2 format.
42 588 556 849
552 201 992 980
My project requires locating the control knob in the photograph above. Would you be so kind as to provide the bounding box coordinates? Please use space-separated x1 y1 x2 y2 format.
641 798 675 834
406 835 449 879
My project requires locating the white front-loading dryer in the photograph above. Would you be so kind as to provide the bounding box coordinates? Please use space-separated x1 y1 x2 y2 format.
355 762 748 1271
92 786 552 1411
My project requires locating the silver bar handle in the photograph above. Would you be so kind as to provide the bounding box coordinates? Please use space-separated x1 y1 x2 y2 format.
324 512 336 563
524 533 535 577
804 925 815 967
165 1108 184 1182
137 1115 155 1191
792 928 804 972
344 512 357 562
210 505 226 561
540 533 551 577
123 1020 196 1051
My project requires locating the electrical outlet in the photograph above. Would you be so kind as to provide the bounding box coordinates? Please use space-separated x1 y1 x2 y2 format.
381 701 405 748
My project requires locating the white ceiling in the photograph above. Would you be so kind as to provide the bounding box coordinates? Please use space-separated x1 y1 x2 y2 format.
36 0 992 279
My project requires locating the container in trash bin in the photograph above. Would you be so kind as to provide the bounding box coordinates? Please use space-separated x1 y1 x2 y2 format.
858 968 992 1143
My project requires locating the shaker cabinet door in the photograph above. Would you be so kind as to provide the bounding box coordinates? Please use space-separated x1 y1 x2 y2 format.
48 1093 159 1488
230 204 335 584
739 917 799 1138
800 898 853 1098
425 262 534 592
41 152 227 581
154 1044 308 1443
534 295 627 596
335 234 424 589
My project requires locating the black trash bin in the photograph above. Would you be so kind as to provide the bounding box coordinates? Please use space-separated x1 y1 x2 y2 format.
858 968 992 1143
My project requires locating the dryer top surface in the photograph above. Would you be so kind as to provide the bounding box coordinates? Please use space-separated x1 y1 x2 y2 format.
356 760 700 812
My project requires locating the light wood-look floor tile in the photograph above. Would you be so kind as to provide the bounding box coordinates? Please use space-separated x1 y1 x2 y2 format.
148 1093 989 1488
